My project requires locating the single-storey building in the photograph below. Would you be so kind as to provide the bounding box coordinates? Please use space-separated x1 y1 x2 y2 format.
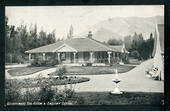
25 32 129 66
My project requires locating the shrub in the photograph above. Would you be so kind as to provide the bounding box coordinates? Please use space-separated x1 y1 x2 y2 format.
55 93 65 105
86 63 92 66
130 50 140 60
123 57 129 64
45 58 58 66
58 66 67 79
75 96 85 105
31 58 41 66
55 87 76 105
5 53 26 64
5 81 22 104
64 88 75 101
39 85 55 105
23 88 39 105
31 57 58 67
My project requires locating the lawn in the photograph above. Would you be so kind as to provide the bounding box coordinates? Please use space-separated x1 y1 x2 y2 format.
52 64 135 75
7 67 50 76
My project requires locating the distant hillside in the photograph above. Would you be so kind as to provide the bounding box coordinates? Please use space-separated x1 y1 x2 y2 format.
87 16 164 42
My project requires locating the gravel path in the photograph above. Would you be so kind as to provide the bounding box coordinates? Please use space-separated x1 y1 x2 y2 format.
73 59 164 92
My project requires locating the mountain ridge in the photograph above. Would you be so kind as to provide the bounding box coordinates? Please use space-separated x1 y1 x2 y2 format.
83 16 164 42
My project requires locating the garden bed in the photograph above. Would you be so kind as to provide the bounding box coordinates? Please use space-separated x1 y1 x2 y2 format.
6 76 90 88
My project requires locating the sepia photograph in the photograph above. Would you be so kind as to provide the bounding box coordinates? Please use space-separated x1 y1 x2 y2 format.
5 5 164 106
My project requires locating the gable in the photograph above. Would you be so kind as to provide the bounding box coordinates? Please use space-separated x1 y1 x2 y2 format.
56 44 77 52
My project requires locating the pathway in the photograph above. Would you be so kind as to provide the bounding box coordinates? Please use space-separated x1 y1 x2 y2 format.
73 59 163 92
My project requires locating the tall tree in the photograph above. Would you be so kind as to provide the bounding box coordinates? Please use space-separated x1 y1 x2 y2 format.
67 25 73 39
5 17 10 53
38 30 47 46
17 25 28 54
5 16 12 63
28 24 39 49
147 33 154 58
124 35 132 51
46 30 56 44
131 32 138 50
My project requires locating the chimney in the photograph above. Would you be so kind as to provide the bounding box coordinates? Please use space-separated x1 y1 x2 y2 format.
88 31 92 39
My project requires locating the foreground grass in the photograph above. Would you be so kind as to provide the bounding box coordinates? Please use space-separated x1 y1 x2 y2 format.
6 91 163 106
75 91 163 105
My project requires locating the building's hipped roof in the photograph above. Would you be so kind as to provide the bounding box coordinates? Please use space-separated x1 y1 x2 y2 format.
152 24 164 57
25 41 64 53
64 37 112 52
25 37 114 53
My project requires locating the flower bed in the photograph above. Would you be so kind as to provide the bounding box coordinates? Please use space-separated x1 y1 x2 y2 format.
6 76 90 88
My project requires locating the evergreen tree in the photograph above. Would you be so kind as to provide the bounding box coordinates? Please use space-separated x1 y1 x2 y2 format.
28 24 39 48
5 16 57 63
67 25 73 39
124 35 132 51
46 30 56 44
38 29 47 46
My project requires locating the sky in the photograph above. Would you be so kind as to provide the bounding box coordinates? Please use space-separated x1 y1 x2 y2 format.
6 5 164 39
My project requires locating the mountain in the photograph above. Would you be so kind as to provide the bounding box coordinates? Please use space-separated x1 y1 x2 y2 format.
92 27 122 42
87 16 164 42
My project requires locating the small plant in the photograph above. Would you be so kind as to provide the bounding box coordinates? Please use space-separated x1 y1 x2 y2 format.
86 63 92 66
57 66 67 79
23 88 39 105
76 96 85 105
